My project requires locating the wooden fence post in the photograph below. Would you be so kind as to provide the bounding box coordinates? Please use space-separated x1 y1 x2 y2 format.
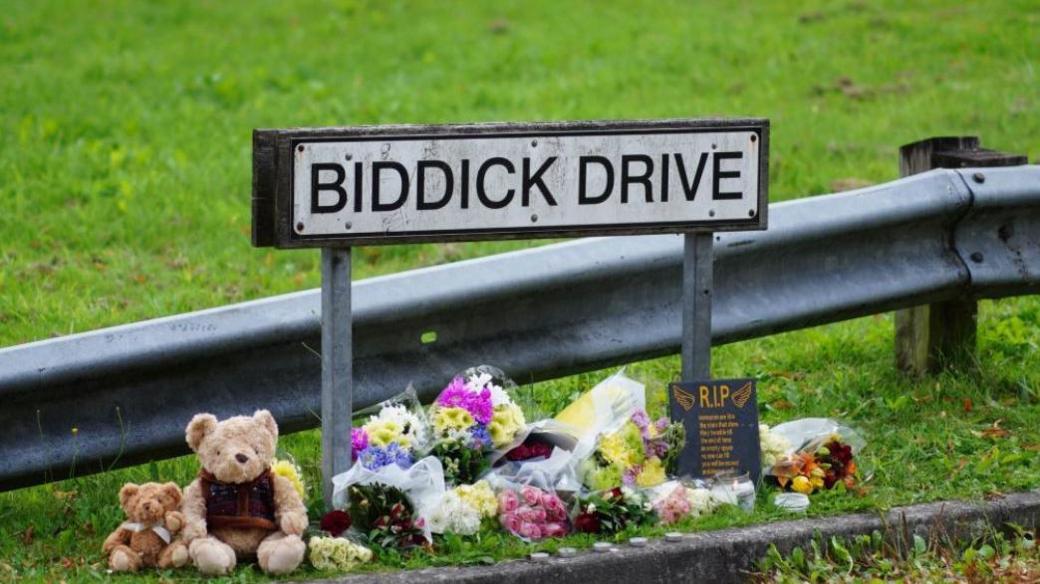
895 137 1027 375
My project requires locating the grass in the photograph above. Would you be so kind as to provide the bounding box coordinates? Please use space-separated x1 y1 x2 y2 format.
754 524 1040 582
1 0 1039 582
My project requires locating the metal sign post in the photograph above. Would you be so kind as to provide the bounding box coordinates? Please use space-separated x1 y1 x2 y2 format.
320 247 352 506
251 119 767 508
682 232 714 380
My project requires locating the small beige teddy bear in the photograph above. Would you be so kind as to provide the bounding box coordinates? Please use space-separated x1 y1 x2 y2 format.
102 482 189 571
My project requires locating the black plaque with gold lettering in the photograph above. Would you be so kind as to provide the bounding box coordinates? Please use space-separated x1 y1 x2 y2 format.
669 378 761 483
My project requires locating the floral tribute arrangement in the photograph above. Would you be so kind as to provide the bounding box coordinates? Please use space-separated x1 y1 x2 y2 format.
429 366 526 484
579 410 684 490
573 486 655 534
308 509 373 571
773 436 858 495
427 480 499 536
766 418 864 496
351 388 430 472
496 484 570 541
345 483 428 550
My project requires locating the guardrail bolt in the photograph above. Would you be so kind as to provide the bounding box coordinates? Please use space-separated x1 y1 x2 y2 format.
972 172 985 184
970 252 984 263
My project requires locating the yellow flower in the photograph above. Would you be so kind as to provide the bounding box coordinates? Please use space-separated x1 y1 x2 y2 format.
455 480 498 518
433 407 475 435
599 432 640 469
271 459 306 499
635 457 666 487
488 403 525 448
791 476 814 495
364 419 404 447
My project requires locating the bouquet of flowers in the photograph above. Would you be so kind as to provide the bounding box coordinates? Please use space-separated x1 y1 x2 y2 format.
308 535 373 572
346 482 428 549
766 418 864 495
352 388 430 472
579 409 684 490
309 513 372 573
426 480 499 536
573 486 655 535
429 366 526 484
496 483 570 541
646 479 722 525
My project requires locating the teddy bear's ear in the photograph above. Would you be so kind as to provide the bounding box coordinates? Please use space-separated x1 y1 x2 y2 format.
185 413 218 452
119 483 139 508
253 409 278 441
162 482 182 505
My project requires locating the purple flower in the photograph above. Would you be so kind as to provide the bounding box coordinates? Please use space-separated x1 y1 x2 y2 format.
468 424 492 449
622 464 641 486
631 410 650 429
359 443 413 470
351 428 369 459
436 377 493 424
654 417 669 433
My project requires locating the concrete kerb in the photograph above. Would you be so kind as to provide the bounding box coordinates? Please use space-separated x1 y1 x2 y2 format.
304 491 1040 584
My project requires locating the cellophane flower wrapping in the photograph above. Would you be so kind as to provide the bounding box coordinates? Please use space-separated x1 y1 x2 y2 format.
426 480 498 536
493 471 571 542
351 386 431 472
331 455 446 546
572 485 655 535
578 408 685 491
308 535 372 572
764 418 865 495
554 370 646 448
429 365 526 485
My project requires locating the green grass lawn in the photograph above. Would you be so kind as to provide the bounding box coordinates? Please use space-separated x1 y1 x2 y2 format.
1 0 1039 582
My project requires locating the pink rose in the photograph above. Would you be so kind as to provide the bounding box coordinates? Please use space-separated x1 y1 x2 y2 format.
520 486 542 506
546 505 567 523
518 521 543 540
498 490 519 514
500 511 523 534
542 522 568 538
543 495 566 514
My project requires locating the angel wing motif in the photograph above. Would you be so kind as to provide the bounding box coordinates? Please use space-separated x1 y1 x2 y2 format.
731 381 754 408
672 384 696 412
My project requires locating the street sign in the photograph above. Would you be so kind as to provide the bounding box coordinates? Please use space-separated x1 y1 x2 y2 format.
249 118 769 507
252 119 768 248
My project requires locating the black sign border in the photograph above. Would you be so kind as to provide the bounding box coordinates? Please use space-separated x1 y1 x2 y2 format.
253 118 769 248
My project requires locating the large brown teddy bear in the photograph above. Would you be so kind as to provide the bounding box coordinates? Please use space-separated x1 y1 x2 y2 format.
102 482 189 571
181 410 308 575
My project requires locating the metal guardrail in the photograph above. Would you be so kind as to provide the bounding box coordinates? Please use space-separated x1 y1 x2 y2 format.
1 166 1037 491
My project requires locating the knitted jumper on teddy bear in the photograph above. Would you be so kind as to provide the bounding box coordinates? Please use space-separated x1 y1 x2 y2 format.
198 468 277 531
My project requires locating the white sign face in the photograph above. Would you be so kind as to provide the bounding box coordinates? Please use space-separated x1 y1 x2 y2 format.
253 121 767 247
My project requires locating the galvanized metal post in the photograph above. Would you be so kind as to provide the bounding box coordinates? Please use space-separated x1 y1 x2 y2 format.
321 247 352 508
681 232 714 380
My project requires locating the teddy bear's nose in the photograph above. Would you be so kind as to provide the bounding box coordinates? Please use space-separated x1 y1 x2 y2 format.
235 453 249 464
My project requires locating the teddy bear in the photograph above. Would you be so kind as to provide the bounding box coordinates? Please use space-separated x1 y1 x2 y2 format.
102 481 189 571
180 409 308 576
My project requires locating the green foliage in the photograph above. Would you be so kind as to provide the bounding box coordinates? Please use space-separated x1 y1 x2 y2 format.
756 526 1040 583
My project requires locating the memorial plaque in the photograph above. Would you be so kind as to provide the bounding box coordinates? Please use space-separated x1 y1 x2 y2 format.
669 378 761 483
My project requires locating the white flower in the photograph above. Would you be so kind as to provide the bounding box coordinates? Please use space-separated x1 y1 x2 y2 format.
466 372 512 407
759 423 792 468
427 490 483 536
685 487 718 518
367 404 429 449
308 536 372 571
587 503 596 513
